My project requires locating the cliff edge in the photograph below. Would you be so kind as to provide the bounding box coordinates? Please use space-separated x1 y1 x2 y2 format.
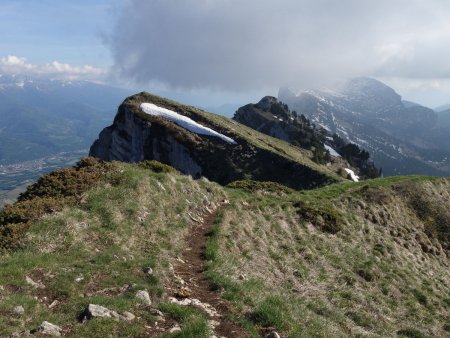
90 92 341 189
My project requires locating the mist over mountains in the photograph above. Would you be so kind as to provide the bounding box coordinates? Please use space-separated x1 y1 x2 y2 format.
279 77 450 176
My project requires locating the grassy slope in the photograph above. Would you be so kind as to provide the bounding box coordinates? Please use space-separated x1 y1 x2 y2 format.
0 162 449 337
209 176 450 337
0 162 226 337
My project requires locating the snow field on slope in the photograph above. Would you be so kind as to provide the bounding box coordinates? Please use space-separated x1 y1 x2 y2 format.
140 103 236 144
324 144 341 157
344 168 359 182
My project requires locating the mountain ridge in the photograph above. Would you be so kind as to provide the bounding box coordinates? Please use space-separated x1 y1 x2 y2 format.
233 95 379 179
90 92 343 190
279 77 450 176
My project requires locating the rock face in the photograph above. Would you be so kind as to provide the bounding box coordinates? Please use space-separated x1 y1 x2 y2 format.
91 106 203 178
90 92 338 190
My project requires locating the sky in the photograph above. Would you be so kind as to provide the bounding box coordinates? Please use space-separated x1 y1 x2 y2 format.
1 0 450 108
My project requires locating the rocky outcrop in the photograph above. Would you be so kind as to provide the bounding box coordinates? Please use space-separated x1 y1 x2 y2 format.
30 321 62 336
90 103 202 177
234 96 311 144
82 304 135 322
234 97 293 142
90 92 338 190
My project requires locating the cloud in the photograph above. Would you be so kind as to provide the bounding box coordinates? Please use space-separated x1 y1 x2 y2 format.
0 55 106 81
108 0 450 93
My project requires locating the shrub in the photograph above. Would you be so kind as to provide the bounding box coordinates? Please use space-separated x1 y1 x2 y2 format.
294 200 343 234
137 160 177 174
18 157 113 201
228 179 292 195
396 328 425 338
0 157 114 252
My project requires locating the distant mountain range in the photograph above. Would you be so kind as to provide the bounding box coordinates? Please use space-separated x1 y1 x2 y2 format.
279 77 450 176
435 103 450 112
0 74 132 164
0 74 132 205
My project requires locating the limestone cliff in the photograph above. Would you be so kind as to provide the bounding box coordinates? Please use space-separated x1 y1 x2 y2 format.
90 92 340 189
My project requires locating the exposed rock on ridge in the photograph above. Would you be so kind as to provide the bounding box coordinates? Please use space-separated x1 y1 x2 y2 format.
90 92 339 189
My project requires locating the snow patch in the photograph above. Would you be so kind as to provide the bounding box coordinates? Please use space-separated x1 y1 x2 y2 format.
318 123 331 132
344 168 359 182
324 145 341 157
140 103 236 144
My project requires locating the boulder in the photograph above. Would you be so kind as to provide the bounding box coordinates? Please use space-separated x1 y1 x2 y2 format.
31 321 62 336
13 305 25 315
83 304 135 322
135 290 152 306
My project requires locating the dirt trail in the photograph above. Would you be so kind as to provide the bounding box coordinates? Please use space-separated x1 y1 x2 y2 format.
170 204 248 338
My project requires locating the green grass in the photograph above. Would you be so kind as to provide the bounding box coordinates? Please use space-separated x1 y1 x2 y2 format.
158 304 210 338
0 161 227 337
1 160 449 337
205 176 450 337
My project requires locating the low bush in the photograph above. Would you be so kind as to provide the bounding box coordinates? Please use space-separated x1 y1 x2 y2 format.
397 328 425 338
294 200 343 234
0 157 114 252
228 179 293 195
137 160 177 174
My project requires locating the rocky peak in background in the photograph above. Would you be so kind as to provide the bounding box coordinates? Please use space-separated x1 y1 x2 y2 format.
340 77 403 115
234 96 380 179
279 77 450 176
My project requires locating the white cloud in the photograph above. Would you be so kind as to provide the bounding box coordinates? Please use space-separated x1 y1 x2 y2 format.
0 55 106 80
108 0 450 95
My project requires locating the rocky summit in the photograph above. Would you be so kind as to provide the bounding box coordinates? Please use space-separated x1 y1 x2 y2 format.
90 92 341 190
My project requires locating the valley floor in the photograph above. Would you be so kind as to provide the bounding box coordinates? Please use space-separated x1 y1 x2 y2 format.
0 150 87 207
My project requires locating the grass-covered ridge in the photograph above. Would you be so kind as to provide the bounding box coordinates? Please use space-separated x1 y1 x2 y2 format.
0 159 227 336
0 161 449 337
210 176 450 337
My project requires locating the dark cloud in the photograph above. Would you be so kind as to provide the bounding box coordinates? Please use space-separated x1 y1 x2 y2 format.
108 0 450 93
